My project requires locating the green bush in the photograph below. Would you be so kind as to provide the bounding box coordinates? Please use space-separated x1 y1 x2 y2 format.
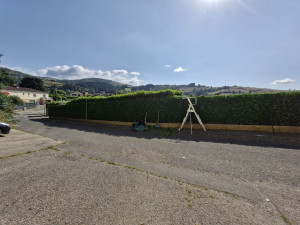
0 92 23 123
0 92 11 111
47 90 300 126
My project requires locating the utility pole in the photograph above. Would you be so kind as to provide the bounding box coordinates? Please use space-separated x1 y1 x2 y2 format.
85 92 88 121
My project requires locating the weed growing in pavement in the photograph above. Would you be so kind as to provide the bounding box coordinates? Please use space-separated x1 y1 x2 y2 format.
0 151 35 159
89 157 106 163
280 215 292 225
47 145 60 151
184 197 192 203
0 143 64 160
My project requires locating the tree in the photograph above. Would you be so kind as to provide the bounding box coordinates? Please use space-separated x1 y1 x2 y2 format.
0 54 15 87
19 77 45 91
0 69 15 86
51 90 67 101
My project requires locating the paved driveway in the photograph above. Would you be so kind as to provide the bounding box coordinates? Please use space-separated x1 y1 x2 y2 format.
0 106 299 224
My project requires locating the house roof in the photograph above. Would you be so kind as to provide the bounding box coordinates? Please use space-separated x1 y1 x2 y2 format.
2 86 48 93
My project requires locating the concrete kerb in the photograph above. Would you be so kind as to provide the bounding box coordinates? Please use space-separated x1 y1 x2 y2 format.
49 116 300 134
0 129 63 158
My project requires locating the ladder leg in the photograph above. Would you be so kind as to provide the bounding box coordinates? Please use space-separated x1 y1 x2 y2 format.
179 109 190 131
195 113 206 132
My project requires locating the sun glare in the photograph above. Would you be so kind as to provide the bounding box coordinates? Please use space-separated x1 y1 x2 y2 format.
202 0 229 6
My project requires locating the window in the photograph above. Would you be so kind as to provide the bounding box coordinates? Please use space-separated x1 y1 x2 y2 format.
33 94 36 97
43 94 46 98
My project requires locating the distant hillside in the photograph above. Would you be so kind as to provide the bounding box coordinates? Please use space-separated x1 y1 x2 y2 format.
1 67 280 96
60 78 130 94
1 67 35 82
131 83 279 96
1 67 129 94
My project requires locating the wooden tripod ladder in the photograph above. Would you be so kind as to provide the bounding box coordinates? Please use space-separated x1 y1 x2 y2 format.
178 98 206 133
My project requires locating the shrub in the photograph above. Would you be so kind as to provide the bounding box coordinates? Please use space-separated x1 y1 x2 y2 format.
0 92 23 123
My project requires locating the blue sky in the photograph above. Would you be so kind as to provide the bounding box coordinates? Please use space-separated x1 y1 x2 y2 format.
0 0 299 89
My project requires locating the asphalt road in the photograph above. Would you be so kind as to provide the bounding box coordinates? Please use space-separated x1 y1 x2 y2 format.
1 106 299 224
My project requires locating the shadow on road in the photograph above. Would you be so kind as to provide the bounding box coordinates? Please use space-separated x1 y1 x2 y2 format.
26 116 300 150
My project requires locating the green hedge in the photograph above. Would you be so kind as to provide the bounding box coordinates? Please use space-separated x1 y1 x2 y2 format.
47 90 300 126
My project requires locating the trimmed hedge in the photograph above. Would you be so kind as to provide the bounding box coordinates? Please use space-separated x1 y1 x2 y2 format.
47 90 300 126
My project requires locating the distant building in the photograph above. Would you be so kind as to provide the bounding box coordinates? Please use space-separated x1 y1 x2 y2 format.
93 91 107 96
70 91 84 97
1 86 51 103
43 77 57 81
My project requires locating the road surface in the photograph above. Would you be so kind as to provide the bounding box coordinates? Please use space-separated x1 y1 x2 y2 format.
0 106 299 224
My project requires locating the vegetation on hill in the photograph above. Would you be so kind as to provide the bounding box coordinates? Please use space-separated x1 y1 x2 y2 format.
19 77 45 91
0 67 35 83
132 83 279 96
0 68 15 87
0 55 16 87
59 78 129 94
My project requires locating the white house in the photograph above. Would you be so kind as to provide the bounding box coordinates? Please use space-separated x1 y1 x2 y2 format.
1 86 52 104
70 91 84 97
70 91 90 97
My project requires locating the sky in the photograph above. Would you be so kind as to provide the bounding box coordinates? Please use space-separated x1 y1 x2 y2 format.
0 0 299 90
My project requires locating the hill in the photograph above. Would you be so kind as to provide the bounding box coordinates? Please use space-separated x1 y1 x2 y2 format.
1 67 35 82
1 67 280 96
1 67 129 94
131 83 279 96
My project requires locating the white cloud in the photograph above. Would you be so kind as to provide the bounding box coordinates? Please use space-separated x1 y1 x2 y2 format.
112 69 129 76
165 64 171 68
36 65 142 85
173 67 187 72
130 72 141 76
271 78 296 85
114 76 141 86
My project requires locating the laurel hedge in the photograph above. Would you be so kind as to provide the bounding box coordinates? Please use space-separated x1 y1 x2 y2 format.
47 90 300 126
